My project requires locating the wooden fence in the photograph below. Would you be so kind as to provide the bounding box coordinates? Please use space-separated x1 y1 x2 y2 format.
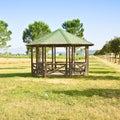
97 55 120 64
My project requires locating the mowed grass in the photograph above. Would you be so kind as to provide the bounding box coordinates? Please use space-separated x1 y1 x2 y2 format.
0 56 120 120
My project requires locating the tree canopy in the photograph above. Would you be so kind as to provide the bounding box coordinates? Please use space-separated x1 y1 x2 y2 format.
0 20 12 48
62 18 84 38
109 37 120 55
22 21 51 44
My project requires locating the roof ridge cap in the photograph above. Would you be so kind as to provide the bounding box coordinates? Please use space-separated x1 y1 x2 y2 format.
39 30 58 43
59 29 71 44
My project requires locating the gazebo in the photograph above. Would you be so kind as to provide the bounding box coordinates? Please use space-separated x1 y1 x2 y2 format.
27 29 93 77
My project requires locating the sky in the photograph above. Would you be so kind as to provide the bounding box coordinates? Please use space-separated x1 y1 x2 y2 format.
0 0 120 54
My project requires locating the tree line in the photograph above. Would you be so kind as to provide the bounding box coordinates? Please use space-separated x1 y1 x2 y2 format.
0 19 84 53
94 37 120 63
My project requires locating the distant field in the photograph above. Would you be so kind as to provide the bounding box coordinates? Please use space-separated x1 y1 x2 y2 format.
0 56 120 120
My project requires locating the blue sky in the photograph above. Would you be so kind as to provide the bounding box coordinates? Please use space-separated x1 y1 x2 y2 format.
0 0 120 54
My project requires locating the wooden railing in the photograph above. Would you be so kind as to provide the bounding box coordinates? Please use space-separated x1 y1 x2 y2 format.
32 62 86 76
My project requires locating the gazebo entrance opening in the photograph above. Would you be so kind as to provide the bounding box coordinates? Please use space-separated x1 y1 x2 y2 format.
30 45 89 77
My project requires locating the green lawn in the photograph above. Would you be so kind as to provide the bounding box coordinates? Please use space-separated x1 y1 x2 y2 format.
0 56 120 120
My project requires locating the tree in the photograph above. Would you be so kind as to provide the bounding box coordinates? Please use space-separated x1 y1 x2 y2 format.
22 21 51 54
94 50 101 55
0 20 12 48
23 21 51 44
94 37 120 64
62 18 84 38
109 37 120 63
98 41 111 55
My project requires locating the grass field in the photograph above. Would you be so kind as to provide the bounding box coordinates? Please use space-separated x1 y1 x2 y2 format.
0 56 120 120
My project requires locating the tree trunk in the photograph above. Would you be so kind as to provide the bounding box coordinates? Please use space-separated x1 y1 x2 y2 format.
118 52 120 64
114 54 117 63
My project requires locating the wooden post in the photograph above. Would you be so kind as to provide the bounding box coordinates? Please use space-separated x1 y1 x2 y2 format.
52 47 56 70
36 46 42 63
36 46 39 76
85 46 89 75
66 46 69 76
42 46 47 77
31 47 33 75
52 47 54 69
42 47 44 77
45 46 47 77
69 46 71 76
72 46 75 63
36 46 38 75
54 47 56 69
39 47 42 63
72 46 75 74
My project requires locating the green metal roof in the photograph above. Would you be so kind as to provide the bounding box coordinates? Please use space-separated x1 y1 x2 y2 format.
27 29 93 46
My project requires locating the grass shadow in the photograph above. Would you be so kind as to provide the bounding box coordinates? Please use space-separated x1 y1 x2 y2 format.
35 74 120 80
0 73 32 78
90 70 116 74
0 72 119 80
53 88 120 99
46 73 120 80
84 75 120 80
